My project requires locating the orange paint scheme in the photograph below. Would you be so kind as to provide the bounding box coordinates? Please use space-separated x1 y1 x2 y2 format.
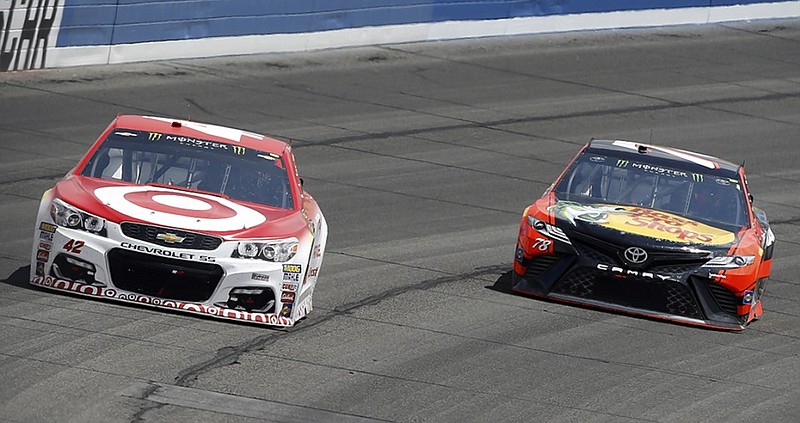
511 140 774 330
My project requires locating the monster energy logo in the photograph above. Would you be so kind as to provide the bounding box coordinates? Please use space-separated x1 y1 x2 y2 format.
692 174 704 182
148 132 163 141
616 159 629 167
231 145 246 155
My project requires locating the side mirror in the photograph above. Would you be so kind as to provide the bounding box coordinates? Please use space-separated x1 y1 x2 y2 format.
749 193 753 203
299 178 304 187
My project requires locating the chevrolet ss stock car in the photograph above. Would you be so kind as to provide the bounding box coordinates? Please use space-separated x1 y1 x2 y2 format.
31 115 327 327
513 140 774 330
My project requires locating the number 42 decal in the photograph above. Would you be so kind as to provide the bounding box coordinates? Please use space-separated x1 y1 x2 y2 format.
64 239 85 253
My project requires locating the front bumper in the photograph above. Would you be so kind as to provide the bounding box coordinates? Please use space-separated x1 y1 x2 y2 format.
511 270 748 330
30 220 317 327
30 275 308 327
512 235 759 331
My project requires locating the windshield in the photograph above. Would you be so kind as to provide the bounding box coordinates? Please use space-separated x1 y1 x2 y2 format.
80 129 294 209
554 152 748 230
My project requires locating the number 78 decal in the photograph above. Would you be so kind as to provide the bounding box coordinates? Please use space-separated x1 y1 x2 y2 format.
532 237 552 251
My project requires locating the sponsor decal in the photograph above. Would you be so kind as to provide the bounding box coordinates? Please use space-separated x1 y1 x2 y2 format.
308 267 318 277
283 264 302 282
231 145 246 155
35 261 45 276
620 207 733 244
251 272 270 282
548 202 623 225
293 295 313 320
282 283 298 291
630 162 688 178
515 247 524 263
30 276 294 326
283 264 301 273
596 263 676 282
148 132 163 141
36 249 49 262
589 156 605 163
39 222 57 232
164 134 232 151
742 290 754 305
548 201 735 245
115 131 138 137
0 0 61 72
313 244 322 258
39 242 51 251
93 185 266 232
281 291 295 303
120 242 215 262
280 303 293 317
39 231 54 241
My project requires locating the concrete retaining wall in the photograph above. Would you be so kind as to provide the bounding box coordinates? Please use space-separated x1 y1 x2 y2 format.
2 0 799 71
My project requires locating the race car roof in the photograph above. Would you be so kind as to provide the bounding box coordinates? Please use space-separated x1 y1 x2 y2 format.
586 139 741 176
112 115 289 154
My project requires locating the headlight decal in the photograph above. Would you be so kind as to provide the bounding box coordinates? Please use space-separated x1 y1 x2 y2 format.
232 238 299 262
49 198 107 236
527 215 571 245
702 255 755 269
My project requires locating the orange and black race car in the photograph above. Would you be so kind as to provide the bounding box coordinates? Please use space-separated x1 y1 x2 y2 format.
513 140 774 330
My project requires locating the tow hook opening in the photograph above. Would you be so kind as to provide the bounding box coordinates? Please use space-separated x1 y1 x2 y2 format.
51 254 98 285
222 287 276 313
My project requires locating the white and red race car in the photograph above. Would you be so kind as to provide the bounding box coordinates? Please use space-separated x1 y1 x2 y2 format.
30 115 327 327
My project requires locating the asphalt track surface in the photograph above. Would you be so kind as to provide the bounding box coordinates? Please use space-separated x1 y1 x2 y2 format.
2 19 800 423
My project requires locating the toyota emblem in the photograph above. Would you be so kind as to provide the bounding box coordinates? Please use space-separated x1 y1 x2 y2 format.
623 247 648 264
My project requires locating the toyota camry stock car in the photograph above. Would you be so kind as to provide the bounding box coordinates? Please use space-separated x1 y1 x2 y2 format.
30 115 327 327
513 140 774 330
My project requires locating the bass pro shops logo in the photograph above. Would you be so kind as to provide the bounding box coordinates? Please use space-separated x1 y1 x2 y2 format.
1 0 62 71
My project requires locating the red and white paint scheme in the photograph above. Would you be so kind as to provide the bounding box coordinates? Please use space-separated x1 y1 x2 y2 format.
30 115 327 327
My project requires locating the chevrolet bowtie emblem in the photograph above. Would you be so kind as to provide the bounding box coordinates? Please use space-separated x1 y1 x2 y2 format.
156 232 185 244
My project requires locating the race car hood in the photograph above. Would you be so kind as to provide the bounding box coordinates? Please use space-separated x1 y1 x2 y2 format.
546 200 737 251
52 175 306 238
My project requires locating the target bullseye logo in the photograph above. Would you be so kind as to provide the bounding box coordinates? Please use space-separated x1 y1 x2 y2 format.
94 186 266 231
152 194 212 211
124 191 237 219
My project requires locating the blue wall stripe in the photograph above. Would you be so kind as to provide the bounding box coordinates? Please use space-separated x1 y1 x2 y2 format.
55 0 797 47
